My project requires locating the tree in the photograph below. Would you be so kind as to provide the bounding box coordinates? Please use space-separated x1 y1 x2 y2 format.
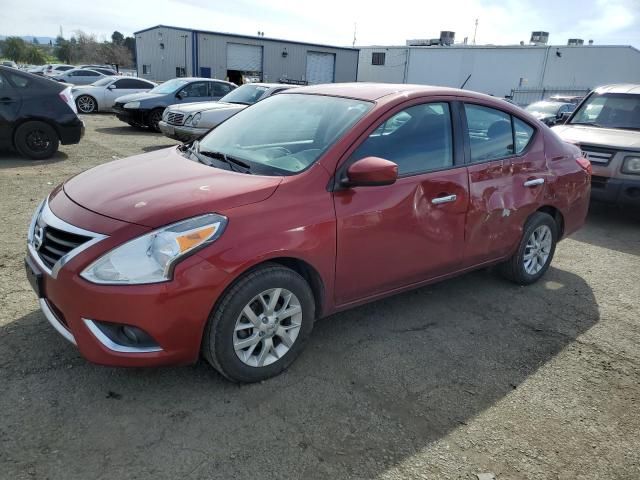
3 37 27 62
25 45 47 64
123 36 136 62
32 37 40 45
111 31 124 46
54 36 72 63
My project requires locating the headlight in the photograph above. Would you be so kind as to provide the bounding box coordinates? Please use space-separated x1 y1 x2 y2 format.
124 101 140 109
185 115 193 125
191 113 202 127
622 156 640 175
27 199 45 243
81 214 227 285
162 109 169 121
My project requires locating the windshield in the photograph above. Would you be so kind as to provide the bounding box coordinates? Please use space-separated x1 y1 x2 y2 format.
197 93 372 175
150 79 188 94
526 102 562 115
91 77 114 87
220 84 270 105
570 93 640 130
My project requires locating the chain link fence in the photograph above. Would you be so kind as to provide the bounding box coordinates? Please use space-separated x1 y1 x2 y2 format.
507 87 591 107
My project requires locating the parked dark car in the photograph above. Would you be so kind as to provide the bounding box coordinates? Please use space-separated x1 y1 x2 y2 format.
525 101 575 126
26 83 591 382
113 78 237 131
0 65 83 160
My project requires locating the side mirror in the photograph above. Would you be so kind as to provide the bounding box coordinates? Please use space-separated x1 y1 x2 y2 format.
107 84 116 90
559 111 572 124
176 90 186 99
343 157 398 188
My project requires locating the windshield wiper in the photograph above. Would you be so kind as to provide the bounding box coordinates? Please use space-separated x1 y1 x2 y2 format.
198 149 252 173
181 140 215 166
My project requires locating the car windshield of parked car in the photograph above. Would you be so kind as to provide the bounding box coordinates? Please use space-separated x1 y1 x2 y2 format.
197 93 372 175
525 102 562 115
220 84 270 105
570 93 640 130
149 79 189 94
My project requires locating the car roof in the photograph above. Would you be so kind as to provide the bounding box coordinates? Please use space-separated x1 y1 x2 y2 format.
592 84 640 95
172 77 235 84
289 82 492 102
240 82 298 89
528 101 568 106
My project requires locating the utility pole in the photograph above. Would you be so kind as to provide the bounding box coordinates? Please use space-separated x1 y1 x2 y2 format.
472 18 478 45
180 34 188 76
352 23 357 47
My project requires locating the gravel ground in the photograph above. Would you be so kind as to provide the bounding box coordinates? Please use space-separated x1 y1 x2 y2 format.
1 114 639 480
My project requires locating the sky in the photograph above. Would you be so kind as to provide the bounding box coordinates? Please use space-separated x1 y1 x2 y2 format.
1 0 639 48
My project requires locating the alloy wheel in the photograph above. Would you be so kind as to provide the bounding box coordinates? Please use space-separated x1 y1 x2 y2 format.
523 225 552 275
233 288 302 367
25 130 51 153
77 96 96 113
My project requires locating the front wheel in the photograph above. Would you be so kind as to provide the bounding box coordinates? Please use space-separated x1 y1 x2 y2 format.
147 108 164 132
499 212 558 285
76 95 97 113
203 264 315 383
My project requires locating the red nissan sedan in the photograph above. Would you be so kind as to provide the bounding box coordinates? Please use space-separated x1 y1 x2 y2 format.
25 84 591 382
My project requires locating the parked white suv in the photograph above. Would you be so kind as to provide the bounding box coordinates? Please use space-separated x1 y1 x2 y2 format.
552 84 640 207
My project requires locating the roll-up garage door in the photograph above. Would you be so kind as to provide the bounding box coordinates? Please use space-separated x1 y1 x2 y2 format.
227 43 263 72
306 51 335 84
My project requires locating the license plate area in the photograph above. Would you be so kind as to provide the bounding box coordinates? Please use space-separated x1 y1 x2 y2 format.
25 256 44 298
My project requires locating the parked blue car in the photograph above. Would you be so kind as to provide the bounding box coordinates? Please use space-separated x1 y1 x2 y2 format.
113 77 236 131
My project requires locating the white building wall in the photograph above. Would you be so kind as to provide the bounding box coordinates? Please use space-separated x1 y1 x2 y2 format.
357 48 407 83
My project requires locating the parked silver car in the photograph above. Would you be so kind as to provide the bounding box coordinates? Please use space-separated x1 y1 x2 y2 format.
72 77 157 113
159 83 295 142
52 68 105 85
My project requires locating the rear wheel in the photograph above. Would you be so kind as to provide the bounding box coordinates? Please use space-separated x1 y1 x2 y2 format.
76 95 97 113
14 121 60 160
147 108 164 132
203 263 315 383
499 212 558 285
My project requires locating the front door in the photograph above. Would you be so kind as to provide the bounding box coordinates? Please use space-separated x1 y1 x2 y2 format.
334 101 468 305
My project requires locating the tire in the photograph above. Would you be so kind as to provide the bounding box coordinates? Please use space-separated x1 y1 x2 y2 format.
147 108 164 132
203 263 315 383
76 95 97 113
499 212 558 285
14 121 60 160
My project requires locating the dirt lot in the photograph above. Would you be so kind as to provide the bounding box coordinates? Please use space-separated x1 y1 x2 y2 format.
1 114 639 480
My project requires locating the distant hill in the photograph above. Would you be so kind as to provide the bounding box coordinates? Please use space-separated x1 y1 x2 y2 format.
0 35 57 45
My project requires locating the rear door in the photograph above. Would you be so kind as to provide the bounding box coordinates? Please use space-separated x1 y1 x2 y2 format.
333 99 468 305
461 102 547 267
0 72 21 145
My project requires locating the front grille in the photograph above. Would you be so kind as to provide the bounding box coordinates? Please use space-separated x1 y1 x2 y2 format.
591 175 609 190
166 112 185 126
580 145 616 165
36 224 91 269
114 102 125 110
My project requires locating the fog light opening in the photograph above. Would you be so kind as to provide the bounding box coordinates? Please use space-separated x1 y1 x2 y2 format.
90 320 161 351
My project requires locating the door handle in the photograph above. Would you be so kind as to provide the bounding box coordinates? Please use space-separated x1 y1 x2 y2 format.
431 194 457 205
524 178 545 187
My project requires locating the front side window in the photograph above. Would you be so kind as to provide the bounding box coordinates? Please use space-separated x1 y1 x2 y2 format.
198 93 372 175
464 104 514 162
92 77 114 87
350 103 454 176
570 93 640 130
0 73 7 91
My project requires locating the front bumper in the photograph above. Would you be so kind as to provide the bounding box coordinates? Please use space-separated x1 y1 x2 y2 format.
26 197 231 367
158 121 209 142
590 176 640 207
113 106 148 126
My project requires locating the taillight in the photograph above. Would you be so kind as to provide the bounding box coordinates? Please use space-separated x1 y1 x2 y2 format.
576 155 592 175
59 87 78 114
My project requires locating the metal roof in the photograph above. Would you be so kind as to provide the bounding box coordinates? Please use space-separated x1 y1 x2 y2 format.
134 25 358 52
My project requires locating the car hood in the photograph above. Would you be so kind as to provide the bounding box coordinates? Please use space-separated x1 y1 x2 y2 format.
62 147 283 227
169 101 242 114
528 111 554 120
115 92 164 104
552 125 640 150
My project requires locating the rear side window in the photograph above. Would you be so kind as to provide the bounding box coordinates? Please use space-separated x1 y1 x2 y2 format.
0 74 7 91
350 102 454 176
8 73 30 88
464 104 513 162
513 117 535 154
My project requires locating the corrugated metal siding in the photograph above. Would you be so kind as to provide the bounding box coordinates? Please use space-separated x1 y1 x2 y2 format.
136 27 194 82
357 45 640 98
197 32 358 83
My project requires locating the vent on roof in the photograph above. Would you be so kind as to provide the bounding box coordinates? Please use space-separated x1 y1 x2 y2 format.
530 31 549 45
568 38 584 46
